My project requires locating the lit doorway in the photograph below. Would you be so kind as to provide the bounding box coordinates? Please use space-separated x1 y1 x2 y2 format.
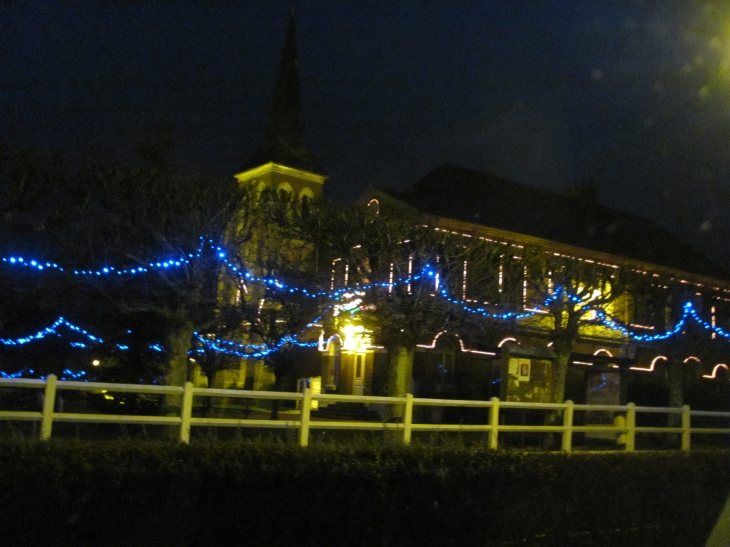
353 353 365 395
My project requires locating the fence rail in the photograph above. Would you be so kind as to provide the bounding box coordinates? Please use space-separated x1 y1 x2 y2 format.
1 375 729 451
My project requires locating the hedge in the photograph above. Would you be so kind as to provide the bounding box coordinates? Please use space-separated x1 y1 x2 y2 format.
0 438 728 547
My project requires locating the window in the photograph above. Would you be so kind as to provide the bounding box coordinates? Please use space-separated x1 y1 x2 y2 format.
299 186 314 201
366 199 380 217
276 181 293 196
500 255 523 308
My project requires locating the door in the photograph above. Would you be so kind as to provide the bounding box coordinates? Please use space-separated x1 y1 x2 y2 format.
353 353 365 395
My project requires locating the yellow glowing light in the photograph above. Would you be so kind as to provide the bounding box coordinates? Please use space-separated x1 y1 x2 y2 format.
341 324 363 337
581 288 604 320
318 333 343 352
341 324 368 351
631 355 667 372
415 331 496 356
92 359 100 367
703 364 729 379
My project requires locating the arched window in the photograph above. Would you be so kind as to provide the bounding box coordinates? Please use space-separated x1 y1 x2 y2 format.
276 181 293 197
299 187 314 201
299 187 314 217
367 199 380 216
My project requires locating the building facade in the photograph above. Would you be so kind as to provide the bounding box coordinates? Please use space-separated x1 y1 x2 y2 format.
203 13 730 414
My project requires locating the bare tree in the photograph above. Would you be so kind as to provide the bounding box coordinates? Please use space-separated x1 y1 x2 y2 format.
518 249 638 403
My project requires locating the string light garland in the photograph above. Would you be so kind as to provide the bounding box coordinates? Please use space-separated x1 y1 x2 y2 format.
0 317 167 355
1 295 728 381
598 302 730 342
4 239 730 377
1 238 426 300
192 311 327 359
0 368 34 379
2 253 192 277
3 274 729 353
0 236 212 278
193 333 318 359
0 367 87 380
0 317 104 346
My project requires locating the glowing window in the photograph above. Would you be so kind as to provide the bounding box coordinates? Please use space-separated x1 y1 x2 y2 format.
276 181 293 196
299 187 314 201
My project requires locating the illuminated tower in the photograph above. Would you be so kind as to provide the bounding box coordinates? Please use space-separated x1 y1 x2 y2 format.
235 12 326 198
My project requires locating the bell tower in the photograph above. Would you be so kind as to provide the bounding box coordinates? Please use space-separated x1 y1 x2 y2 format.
235 12 326 199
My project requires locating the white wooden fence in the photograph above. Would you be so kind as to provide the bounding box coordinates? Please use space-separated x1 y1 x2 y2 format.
1 374 729 450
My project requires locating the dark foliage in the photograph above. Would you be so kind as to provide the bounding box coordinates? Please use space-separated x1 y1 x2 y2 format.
0 439 728 547
0 143 246 382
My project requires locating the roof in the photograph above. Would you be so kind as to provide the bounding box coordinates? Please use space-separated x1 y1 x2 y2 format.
378 164 730 282
241 13 323 175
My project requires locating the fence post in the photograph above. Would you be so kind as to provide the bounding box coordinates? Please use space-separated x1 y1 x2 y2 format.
403 393 414 445
681 404 691 451
625 403 636 452
562 400 574 452
489 397 499 450
299 388 311 448
179 382 194 444
40 374 57 441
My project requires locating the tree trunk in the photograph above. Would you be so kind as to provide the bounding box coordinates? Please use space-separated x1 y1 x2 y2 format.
666 356 684 444
551 344 571 404
667 357 684 409
200 351 219 417
387 346 414 421
270 372 283 420
544 343 572 449
163 321 194 415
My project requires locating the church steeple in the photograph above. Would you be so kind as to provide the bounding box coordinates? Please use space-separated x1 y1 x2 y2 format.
240 11 323 176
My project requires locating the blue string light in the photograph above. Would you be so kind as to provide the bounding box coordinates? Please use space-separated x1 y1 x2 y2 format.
0 367 88 380
0 317 165 355
3 238 727 344
544 286 584 306
193 332 318 359
0 237 426 302
0 238 208 278
0 318 86 346
60 369 87 380
1 257 63 272
437 288 539 320
5 237 730 355
192 310 327 360
597 301 730 342
0 368 33 379
1 293 727 383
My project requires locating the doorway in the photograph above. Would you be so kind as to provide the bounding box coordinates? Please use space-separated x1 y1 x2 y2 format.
353 353 365 395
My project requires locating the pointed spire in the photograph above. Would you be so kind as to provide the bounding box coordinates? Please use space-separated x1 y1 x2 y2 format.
242 11 322 174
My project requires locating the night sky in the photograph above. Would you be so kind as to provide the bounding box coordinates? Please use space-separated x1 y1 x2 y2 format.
2 1 730 265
